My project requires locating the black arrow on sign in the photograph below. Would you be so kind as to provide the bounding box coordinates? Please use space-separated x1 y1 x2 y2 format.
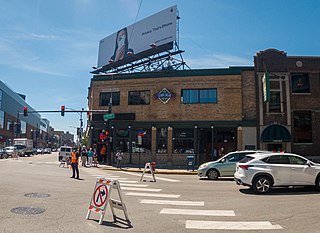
96 189 106 203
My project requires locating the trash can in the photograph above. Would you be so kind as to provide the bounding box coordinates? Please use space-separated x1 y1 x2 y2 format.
186 155 195 171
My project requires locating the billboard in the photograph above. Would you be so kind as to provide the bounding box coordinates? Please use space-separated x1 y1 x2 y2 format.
97 5 177 68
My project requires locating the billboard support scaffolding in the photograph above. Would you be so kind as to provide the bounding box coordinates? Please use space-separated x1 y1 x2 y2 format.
92 42 190 74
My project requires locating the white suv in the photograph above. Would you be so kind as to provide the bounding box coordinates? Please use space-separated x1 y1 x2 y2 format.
234 152 320 194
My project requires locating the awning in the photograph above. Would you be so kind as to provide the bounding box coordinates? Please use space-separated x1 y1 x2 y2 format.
261 124 291 142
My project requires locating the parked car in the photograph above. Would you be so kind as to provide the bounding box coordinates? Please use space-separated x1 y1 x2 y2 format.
37 148 44 154
234 152 320 194
0 148 8 159
43 148 52 154
197 150 269 180
4 146 16 157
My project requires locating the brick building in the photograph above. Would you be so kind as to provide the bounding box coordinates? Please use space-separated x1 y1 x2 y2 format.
88 67 257 167
255 49 320 159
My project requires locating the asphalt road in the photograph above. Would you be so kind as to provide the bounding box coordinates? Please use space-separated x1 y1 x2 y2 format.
0 153 320 233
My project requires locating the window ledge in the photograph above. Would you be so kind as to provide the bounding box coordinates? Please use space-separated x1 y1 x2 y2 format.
293 143 313 145
291 93 311 95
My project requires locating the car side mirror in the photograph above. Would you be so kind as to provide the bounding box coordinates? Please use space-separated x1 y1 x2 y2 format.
306 161 312 167
220 159 225 163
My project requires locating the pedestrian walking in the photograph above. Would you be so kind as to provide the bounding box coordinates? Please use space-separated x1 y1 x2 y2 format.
116 150 123 169
70 148 80 179
93 150 98 167
87 148 94 166
81 147 88 167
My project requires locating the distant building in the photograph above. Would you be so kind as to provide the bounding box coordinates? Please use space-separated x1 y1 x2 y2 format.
0 81 42 148
61 131 74 147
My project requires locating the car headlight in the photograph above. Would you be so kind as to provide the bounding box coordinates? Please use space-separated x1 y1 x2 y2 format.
199 164 207 169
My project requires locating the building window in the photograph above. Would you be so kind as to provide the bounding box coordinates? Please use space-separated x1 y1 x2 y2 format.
173 128 194 153
291 73 310 93
6 120 13 131
293 111 312 143
157 128 167 153
132 128 151 152
268 92 281 113
99 92 120 106
20 121 26 134
128 90 150 105
0 110 4 129
181 88 217 104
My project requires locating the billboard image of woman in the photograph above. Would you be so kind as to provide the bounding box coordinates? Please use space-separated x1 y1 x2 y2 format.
110 28 134 62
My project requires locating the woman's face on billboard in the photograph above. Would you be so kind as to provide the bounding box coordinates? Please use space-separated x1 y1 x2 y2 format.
117 30 126 47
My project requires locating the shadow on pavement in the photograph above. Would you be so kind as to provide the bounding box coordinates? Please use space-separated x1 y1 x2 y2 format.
239 186 319 196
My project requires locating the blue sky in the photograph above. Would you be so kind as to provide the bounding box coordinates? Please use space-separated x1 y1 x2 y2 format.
1 0 320 136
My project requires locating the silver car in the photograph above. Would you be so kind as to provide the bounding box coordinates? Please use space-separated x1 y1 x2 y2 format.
197 150 268 180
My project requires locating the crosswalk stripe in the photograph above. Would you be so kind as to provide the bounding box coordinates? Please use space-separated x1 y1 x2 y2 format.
120 171 180 182
140 199 204 206
119 180 138 184
125 192 180 198
160 208 235 216
185 220 283 230
121 187 162 192
120 184 148 188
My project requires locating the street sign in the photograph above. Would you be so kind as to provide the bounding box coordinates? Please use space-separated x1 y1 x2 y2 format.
86 178 130 225
93 184 109 207
103 113 115 120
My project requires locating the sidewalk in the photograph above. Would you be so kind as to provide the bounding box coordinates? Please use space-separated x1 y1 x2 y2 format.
101 164 198 175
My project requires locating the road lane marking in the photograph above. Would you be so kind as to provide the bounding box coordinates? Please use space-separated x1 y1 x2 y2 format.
125 192 180 198
160 208 235 216
140 199 204 206
185 220 283 230
120 171 181 182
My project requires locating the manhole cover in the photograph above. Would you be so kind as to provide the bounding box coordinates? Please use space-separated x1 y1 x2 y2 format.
11 207 46 215
24 193 50 198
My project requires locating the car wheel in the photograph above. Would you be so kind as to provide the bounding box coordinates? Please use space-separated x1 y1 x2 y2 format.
315 175 320 191
207 169 219 180
252 176 272 194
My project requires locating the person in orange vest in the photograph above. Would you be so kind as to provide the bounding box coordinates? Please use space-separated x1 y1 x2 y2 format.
100 145 107 163
70 148 80 179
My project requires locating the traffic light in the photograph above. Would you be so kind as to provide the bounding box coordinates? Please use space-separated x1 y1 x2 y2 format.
61 105 65 116
23 106 28 116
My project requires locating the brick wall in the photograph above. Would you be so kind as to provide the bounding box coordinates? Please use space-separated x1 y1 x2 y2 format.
90 74 244 122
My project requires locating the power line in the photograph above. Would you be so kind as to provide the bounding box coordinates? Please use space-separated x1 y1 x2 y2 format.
128 0 143 45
